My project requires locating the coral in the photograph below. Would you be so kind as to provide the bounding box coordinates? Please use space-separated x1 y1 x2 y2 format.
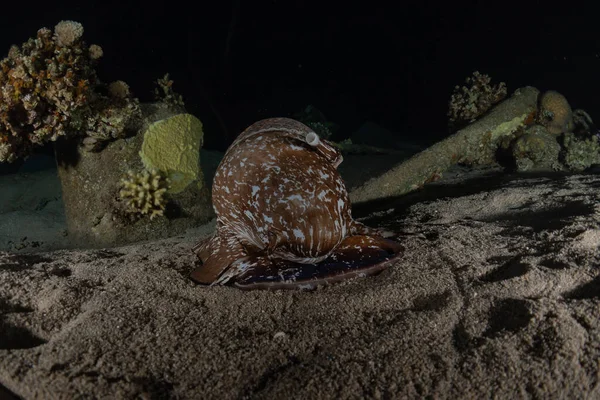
54 20 84 47
562 132 600 171
511 125 561 172
139 114 204 193
537 90 574 135
81 94 142 148
88 44 103 60
0 21 140 162
108 80 131 99
572 109 596 137
154 73 184 108
448 71 507 129
119 168 170 219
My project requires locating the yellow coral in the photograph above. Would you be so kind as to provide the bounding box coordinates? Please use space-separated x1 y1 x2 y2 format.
537 90 574 135
139 114 203 193
119 169 170 220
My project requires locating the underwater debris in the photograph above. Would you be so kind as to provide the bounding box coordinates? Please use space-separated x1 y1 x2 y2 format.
351 86 539 203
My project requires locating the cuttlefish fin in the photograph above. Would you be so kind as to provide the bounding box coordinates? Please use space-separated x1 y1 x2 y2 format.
190 233 247 285
192 234 216 263
333 234 403 262
233 234 403 290
214 255 270 286
350 220 396 238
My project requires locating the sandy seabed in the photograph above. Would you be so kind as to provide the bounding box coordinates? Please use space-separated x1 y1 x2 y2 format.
1 161 599 399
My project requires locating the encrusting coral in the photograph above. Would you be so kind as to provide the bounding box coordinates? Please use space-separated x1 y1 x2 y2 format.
562 132 600 171
119 169 171 220
0 20 141 162
139 113 204 193
448 71 507 130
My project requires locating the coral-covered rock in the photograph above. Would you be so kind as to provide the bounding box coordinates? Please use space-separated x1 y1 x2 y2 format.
56 103 213 248
512 125 561 172
562 132 600 171
537 90 574 135
0 21 140 163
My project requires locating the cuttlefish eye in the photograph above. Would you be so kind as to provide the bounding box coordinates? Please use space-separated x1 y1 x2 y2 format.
305 131 320 146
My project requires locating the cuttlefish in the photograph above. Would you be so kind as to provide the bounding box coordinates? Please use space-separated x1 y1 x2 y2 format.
190 118 403 290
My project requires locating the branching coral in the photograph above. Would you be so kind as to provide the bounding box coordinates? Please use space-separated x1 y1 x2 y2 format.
54 20 84 47
0 20 141 162
448 71 507 129
119 168 171 220
154 73 184 108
